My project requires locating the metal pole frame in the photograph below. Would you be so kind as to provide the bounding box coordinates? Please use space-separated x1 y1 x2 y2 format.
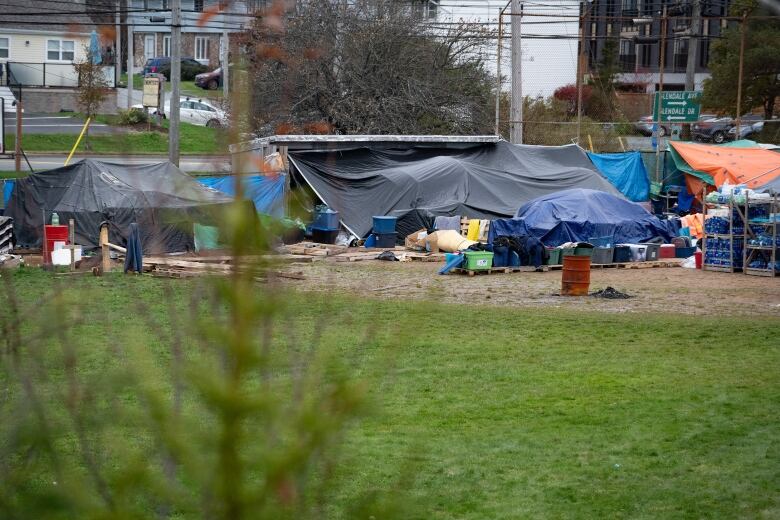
495 7 503 136
654 10 667 184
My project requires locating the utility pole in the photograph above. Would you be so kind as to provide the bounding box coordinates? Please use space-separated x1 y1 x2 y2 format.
115 0 122 90
681 0 701 140
169 0 181 167
495 7 503 135
127 20 134 108
510 0 523 144
14 98 21 173
735 14 747 141
576 1 589 145
654 10 667 183
222 30 229 100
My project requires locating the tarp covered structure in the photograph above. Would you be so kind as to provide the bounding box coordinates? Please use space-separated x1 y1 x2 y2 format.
289 141 623 237
587 151 650 201
6 159 236 253
196 174 286 217
490 189 678 246
669 141 780 195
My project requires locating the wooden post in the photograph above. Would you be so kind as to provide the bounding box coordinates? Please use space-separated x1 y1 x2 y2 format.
68 219 75 271
100 224 110 273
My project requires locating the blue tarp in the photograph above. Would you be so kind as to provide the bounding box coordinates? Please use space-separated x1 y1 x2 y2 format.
196 175 286 217
490 188 679 246
2 180 14 207
587 151 650 201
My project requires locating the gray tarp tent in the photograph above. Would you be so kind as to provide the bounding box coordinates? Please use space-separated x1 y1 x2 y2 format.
289 141 623 237
7 159 236 253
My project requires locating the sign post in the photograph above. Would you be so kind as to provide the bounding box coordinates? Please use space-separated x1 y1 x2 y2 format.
653 90 702 124
142 75 165 127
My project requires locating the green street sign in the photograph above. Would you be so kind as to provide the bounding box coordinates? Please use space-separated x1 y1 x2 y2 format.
652 91 702 123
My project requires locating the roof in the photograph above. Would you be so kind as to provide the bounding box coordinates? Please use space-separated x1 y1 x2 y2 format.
0 0 96 34
230 134 502 154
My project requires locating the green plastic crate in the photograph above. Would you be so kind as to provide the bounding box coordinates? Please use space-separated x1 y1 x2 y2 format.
546 248 561 265
574 246 594 257
462 251 494 271
560 247 575 258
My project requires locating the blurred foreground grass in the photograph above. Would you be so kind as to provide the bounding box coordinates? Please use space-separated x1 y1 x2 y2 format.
1 268 779 518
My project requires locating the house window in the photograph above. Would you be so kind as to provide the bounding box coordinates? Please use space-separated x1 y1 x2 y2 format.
0 37 9 59
194 0 204 12
47 39 75 61
195 37 209 61
163 36 171 57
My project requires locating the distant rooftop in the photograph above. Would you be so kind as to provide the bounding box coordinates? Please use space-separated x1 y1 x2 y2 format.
230 135 501 154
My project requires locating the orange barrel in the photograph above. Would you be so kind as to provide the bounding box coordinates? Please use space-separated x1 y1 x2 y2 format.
561 255 591 296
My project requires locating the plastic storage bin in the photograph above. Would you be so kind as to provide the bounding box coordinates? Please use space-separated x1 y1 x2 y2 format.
313 207 340 229
588 236 613 247
492 245 509 267
591 247 614 264
675 246 696 258
613 245 631 263
372 216 397 234
659 244 676 258
559 247 575 258
463 251 494 271
373 232 397 248
643 243 660 261
574 245 594 257
312 227 339 244
546 248 562 265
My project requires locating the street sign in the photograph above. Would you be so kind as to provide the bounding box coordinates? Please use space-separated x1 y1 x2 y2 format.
653 90 702 123
142 76 162 108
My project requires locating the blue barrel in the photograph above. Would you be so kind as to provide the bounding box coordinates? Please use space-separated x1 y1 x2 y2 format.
313 207 340 229
372 216 397 234
492 245 509 267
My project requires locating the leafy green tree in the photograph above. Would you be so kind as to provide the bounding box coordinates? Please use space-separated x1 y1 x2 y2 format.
703 0 780 120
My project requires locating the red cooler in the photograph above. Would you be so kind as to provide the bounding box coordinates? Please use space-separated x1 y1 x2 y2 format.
659 244 676 258
44 225 69 264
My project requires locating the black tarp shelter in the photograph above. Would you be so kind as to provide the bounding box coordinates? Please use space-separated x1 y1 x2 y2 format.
289 141 623 237
7 159 235 253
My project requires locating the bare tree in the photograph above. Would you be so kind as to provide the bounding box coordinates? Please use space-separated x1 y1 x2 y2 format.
246 0 497 135
75 44 110 140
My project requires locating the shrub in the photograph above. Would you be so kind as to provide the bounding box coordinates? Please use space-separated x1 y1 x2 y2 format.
118 108 149 125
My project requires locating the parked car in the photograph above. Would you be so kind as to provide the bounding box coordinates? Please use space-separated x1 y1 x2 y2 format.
634 113 717 137
142 57 208 81
132 97 227 127
693 114 759 143
726 114 765 140
195 67 223 90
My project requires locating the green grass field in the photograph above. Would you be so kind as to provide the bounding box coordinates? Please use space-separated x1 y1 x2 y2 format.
2 269 779 518
120 73 222 100
4 122 225 155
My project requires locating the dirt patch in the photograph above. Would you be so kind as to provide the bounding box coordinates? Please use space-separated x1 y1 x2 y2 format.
280 260 780 317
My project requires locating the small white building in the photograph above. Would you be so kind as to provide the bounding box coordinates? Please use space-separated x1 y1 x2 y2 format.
0 0 116 113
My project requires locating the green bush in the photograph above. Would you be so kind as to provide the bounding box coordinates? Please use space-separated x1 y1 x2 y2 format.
118 108 149 125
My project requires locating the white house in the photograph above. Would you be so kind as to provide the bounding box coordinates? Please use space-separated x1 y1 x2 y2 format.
0 0 116 112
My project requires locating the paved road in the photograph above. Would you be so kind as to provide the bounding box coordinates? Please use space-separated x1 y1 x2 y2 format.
0 154 230 173
3 114 126 136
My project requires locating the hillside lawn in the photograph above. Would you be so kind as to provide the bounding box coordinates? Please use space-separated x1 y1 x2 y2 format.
3 269 779 518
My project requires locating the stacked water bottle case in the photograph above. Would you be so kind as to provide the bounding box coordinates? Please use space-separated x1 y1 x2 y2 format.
703 200 746 272
744 192 779 277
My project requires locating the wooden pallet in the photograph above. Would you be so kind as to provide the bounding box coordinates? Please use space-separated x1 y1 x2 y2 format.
546 259 683 270
452 266 546 276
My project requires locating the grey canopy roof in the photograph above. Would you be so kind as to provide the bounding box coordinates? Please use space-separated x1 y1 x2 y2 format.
289 141 623 237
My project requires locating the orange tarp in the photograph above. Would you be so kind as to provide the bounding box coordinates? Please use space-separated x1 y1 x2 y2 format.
670 141 780 190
